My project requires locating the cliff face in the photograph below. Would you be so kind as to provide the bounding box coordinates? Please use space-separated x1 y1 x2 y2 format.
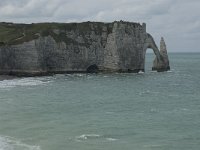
0 21 170 76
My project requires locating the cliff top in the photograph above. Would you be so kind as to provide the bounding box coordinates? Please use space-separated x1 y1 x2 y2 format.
0 21 143 45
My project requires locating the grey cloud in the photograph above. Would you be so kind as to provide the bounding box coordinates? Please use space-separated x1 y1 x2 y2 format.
0 0 199 52
0 0 27 7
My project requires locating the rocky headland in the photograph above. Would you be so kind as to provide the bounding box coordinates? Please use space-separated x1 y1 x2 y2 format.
0 21 170 76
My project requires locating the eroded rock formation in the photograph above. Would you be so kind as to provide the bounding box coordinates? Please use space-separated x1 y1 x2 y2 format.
152 37 170 71
0 21 170 76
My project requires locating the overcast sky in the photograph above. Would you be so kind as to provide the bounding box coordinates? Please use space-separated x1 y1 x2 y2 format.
0 0 199 52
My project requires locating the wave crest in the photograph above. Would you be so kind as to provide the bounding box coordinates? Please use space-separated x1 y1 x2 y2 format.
75 134 119 142
0 77 52 89
76 134 101 140
0 136 40 150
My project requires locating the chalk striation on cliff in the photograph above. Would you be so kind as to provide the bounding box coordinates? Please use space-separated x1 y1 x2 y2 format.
0 21 170 76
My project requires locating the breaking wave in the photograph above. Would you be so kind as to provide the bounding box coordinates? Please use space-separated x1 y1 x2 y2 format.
0 77 52 89
75 134 118 142
76 134 101 140
0 136 40 150
105 138 118 141
138 71 144 74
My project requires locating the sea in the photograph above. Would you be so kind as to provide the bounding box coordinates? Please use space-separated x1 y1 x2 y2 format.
0 53 200 150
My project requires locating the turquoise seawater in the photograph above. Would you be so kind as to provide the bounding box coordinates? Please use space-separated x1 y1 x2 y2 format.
0 53 200 150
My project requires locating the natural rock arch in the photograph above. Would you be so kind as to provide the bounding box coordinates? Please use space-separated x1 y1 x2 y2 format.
142 34 169 72
143 34 162 62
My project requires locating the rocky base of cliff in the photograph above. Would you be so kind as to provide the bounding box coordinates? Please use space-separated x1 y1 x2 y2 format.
152 66 170 72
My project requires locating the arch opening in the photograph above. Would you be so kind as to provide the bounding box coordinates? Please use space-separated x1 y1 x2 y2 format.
145 48 155 72
142 34 164 72
86 64 99 73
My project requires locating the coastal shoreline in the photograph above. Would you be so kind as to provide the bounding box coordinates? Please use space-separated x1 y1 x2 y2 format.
0 75 17 81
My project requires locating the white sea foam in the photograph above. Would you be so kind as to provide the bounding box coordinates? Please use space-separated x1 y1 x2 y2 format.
0 136 40 150
139 90 160 96
67 74 85 77
75 134 119 142
0 77 52 89
106 138 118 141
138 71 144 74
76 134 101 140
76 74 84 77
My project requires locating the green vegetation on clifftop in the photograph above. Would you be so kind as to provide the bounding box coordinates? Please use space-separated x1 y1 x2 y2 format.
0 21 141 46
0 22 106 45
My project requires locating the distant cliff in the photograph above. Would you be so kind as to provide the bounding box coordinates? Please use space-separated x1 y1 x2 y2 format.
0 21 170 76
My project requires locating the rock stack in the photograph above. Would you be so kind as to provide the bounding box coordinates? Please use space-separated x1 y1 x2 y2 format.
152 37 170 72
